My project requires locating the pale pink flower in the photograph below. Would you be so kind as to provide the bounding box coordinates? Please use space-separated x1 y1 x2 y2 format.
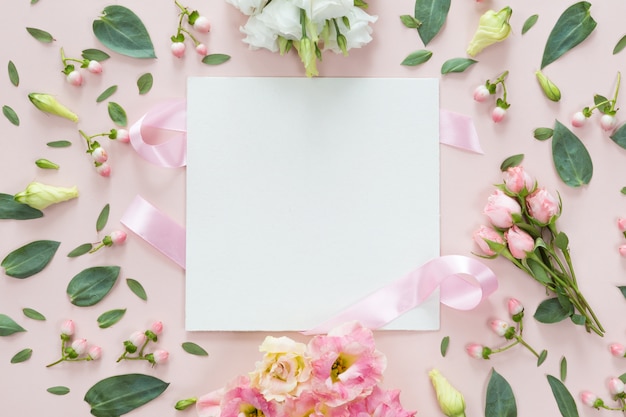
151 320 164 335
196 387 225 417
152 349 169 364
526 187 560 224
109 230 127 245
115 129 130 143
473 85 490 102
507 298 524 316
503 166 534 194
610 343 626 357
347 386 416 417
580 390 599 407
281 392 347 417
220 378 278 417
196 43 208 56
91 147 108 163
618 218 626 232
619 245 626 257
492 106 506 123
60 319 75 336
171 42 186 58
483 189 522 229
608 377 625 395
601 114 617 132
472 225 504 256
193 16 212 33
71 338 88 355
465 343 484 359
489 319 510 337
66 70 83 86
571 111 586 128
308 321 386 407
96 163 111 177
88 345 102 360
505 225 534 259
129 330 147 347
87 60 103 74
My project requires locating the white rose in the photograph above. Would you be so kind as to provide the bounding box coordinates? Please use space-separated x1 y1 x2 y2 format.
322 6 377 53
241 15 280 52
225 0 270 16
256 0 303 40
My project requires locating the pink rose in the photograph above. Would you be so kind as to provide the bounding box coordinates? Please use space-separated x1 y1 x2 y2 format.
505 225 534 259
503 166 534 194
483 189 522 229
526 187 559 224
472 225 504 256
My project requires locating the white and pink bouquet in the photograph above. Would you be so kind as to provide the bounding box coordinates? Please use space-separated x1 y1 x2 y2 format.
188 321 414 417
225 0 377 77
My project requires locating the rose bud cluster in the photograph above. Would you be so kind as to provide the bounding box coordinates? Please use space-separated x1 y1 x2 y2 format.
79 128 130 177
60 47 105 86
571 71 621 132
616 218 626 257
473 70 511 123
170 1 211 58
580 376 626 412
117 321 169 367
46 319 101 367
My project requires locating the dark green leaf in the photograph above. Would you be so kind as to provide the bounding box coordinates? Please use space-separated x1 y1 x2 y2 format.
570 314 586 325
96 204 110 232
23 308 45 321
414 0 451 46
560 356 567 381
613 35 626 55
534 127 554 141
500 154 524 171
399 15 421 29
3 105 19 126
541 2 597 69
182 342 209 356
26 27 55 43
618 286 626 298
522 14 539 35
108 102 127 127
552 120 593 187
97 308 126 328
47 386 70 395
96 85 117 103
525 258 551 285
609 123 626 150
1 240 60 278
47 140 72 148
0 193 43 220
66 265 120 307
401 50 432 66
534 297 572 323
8 61 19 86
126 278 147 301
485 368 517 417
554 232 569 251
441 58 477 74
440 336 449 357
92 5 156 59
137 73 153 95
0 314 26 336
202 54 231 65
620 373 626 384
84 373 169 417
594 94 610 114
82 49 111 62
537 349 548 366
547 375 579 417
11 348 32 363
67 243 93 258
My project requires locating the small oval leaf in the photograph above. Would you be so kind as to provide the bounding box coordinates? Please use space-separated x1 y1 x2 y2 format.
35 158 59 170
441 58 477 74
66 265 120 306
552 120 593 187
137 73 153 95
202 54 231 65
537 349 548 367
96 203 110 232
23 308 46 321
47 140 72 148
3 105 20 126
400 15 421 29
96 85 118 103
108 102 127 126
0 314 26 336
534 297 572 323
500 154 524 171
0 193 43 220
92 5 156 59
182 342 209 356
614 35 626 55
97 308 126 328
47 386 70 395
26 27 55 43
485 368 517 417
401 50 432 67
534 127 554 141
440 336 449 357
522 14 539 35
414 0 451 46
560 356 567 381
81 49 111 62
10 348 33 363
8 61 19 86
126 278 147 301
547 375 579 417
67 243 93 258
1 240 60 278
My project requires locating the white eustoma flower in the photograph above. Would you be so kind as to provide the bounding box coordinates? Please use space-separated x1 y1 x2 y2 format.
322 6 377 53
241 15 280 51
225 0 270 16
256 0 303 40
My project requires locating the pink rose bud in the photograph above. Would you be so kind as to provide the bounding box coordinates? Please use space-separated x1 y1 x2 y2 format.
116 129 130 143
66 70 83 86
600 114 617 132
110 230 127 245
526 187 560 224
193 16 212 33
580 391 598 408
195 43 208 56
507 298 524 316
152 349 169 364
96 163 111 177
505 225 534 259
618 218 626 232
151 321 164 335
619 245 626 257
71 338 88 355
61 319 75 336
465 343 484 359
171 42 186 58
473 85 490 102
87 60 103 74
608 377 625 395
491 106 506 123
88 345 102 360
483 189 522 229
503 166 534 194
610 343 626 357
129 330 147 347
571 111 587 128
472 225 504 256
92 147 108 164
489 319 510 337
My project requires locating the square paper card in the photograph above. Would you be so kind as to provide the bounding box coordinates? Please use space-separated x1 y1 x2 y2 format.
186 77 440 331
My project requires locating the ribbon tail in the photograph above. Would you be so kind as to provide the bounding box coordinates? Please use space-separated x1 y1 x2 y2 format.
439 109 484 154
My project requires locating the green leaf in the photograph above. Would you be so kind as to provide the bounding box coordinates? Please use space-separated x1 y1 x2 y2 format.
66 266 120 307
560 356 567 381
554 232 569 251
10 348 32 363
97 308 126 329
8 61 19 86
137 73 153 95
26 27 55 43
3 105 19 126
552 120 593 187
202 54 231 65
400 50 432 66
522 14 539 35
126 278 147 301
31 0 40 4
618 286 626 298
534 127 554 141
399 15 421 29
541 2 597 69
108 102 127 127
47 386 70 395
613 35 626 55
440 336 449 357
500 154 524 171
92 5 156 59
0 314 26 336
84 373 169 417
1 240 60 278
67 243 93 258
96 204 110 232
23 308 45 321
47 140 72 148
96 85 118 103
570 314 586 325
609 123 626 150
485 368 517 417
547 375 579 417
534 297 572 323
594 94 611 114
82 49 111 62
537 349 548 366
0 193 43 220
414 0 451 46
525 258 551 285
441 58 477 75
182 342 209 356
622 187 626 195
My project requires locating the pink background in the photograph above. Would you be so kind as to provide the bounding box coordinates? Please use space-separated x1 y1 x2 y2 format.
1 1 626 416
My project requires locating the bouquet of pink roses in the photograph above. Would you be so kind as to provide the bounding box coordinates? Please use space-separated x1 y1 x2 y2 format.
473 160 604 337
181 322 414 417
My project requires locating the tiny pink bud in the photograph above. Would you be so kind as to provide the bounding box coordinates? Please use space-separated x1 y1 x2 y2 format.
116 129 130 143
87 60 103 74
608 377 625 395
151 321 163 335
60 319 75 336
110 230 127 245
129 330 147 347
580 391 598 407
489 319 510 337
507 298 524 316
619 245 626 257
618 218 626 232
571 111 587 128
600 114 617 132
492 106 506 123
71 338 88 355
193 16 211 33
473 85 490 102
66 70 83 86
96 163 111 177
610 343 626 357
171 42 186 58
153 349 169 364
88 345 102 360
195 43 208 56
92 147 108 164
465 343 484 359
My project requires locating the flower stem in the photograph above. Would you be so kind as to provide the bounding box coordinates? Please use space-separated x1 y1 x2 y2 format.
515 335 540 358
46 357 65 367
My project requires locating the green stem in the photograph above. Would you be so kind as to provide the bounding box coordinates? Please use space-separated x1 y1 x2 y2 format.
179 27 200 45
515 335 540 358
138 339 150 357
46 357 65 368
611 71 622 113
490 340 520 354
